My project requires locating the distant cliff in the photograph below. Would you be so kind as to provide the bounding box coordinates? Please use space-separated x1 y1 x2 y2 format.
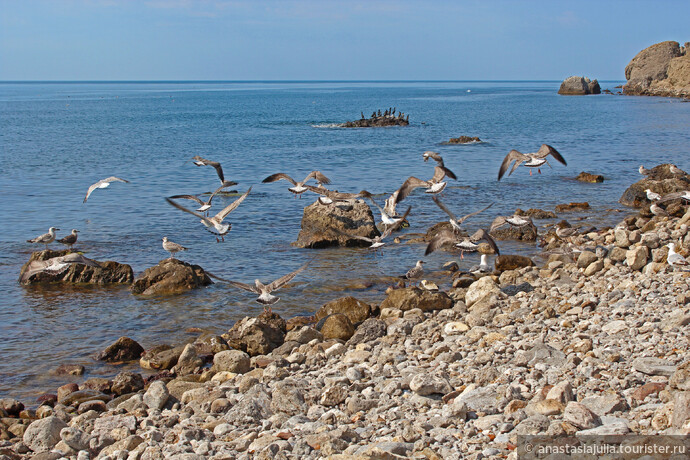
623 41 690 98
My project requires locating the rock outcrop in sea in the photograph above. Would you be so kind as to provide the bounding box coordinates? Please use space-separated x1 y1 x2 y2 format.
558 76 601 95
293 198 380 248
620 163 690 207
131 258 213 296
623 40 690 98
339 108 409 127
18 249 133 285
444 136 482 144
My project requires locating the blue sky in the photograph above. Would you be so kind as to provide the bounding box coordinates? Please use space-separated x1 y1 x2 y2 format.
0 0 688 81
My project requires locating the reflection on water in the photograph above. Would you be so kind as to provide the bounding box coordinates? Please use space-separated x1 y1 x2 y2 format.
1 81 689 401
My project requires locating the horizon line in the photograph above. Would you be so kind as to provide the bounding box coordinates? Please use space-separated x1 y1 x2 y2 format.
0 79 625 84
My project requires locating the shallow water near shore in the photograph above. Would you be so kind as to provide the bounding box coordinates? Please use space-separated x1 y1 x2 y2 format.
1 80 689 401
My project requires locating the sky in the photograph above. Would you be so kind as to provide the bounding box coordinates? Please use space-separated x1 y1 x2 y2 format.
0 0 688 81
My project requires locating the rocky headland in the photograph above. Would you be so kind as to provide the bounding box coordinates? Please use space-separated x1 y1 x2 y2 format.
2 169 690 459
623 41 690 98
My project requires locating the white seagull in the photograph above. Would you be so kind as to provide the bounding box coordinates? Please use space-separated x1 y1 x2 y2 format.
83 177 129 203
426 228 500 259
639 165 651 176
469 254 492 275
432 197 493 232
27 227 59 249
169 180 238 214
645 189 662 201
395 165 457 203
192 156 226 184
162 237 188 259
498 144 566 180
667 243 689 270
19 253 102 284
214 262 310 311
165 187 252 241
262 171 331 198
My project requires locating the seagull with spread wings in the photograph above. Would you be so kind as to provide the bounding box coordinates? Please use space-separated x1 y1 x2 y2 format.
169 180 238 215
395 165 457 203
165 187 252 242
213 262 310 311
497 144 566 180
19 253 102 284
83 177 129 203
431 197 493 232
489 214 535 233
192 156 226 184
303 185 371 205
335 206 411 253
262 171 331 198
426 228 500 259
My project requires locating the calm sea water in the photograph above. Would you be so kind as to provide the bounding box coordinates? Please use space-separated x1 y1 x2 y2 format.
1 81 689 401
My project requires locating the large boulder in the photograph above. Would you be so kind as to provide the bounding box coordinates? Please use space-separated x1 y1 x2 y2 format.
96 336 144 363
19 249 133 285
489 218 537 241
131 258 212 295
23 416 68 453
558 76 601 95
620 164 690 207
294 199 380 248
379 287 453 312
495 255 535 272
315 296 373 325
222 311 287 356
623 41 690 98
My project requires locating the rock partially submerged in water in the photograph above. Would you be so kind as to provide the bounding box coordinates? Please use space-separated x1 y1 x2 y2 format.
339 109 409 127
623 41 690 98
315 296 373 325
576 171 605 183
620 164 690 207
555 202 590 212
558 76 601 95
19 249 133 285
516 208 557 219
96 336 144 363
445 136 482 144
294 198 380 248
489 217 538 241
131 258 212 296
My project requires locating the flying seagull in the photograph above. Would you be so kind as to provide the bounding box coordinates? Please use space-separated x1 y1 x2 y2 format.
165 187 252 241
57 229 79 250
27 227 59 249
83 177 129 203
366 195 406 227
303 185 371 205
19 253 102 284
489 214 535 233
422 151 448 167
497 144 566 180
192 156 226 184
395 165 457 203
162 237 188 259
431 197 493 232
334 206 411 253
262 171 331 198
169 180 238 215
213 262 310 311
426 228 500 259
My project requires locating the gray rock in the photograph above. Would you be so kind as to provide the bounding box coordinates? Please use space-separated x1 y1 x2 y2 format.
213 349 251 374
347 318 387 345
173 343 203 376
60 427 91 451
626 246 648 270
632 357 677 376
270 380 308 415
580 392 629 416
577 251 598 268
143 380 169 410
409 373 452 396
284 326 323 344
23 416 68 453
563 402 602 430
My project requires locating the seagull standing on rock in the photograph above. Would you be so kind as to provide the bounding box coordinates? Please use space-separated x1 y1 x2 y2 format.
667 243 689 270
57 229 79 250
645 189 662 201
639 165 651 176
401 260 425 286
27 227 59 249
162 237 188 259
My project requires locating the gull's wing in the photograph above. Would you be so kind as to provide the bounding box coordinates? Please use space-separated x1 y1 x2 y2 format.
425 228 458 256
168 194 205 206
166 197 210 224
498 150 528 181
431 166 456 182
431 196 458 222
471 228 500 255
658 191 688 203
225 280 261 294
381 206 411 239
489 216 508 233
267 262 310 292
207 181 240 204
83 182 100 203
192 157 224 182
332 227 375 244
304 171 332 185
367 196 385 214
396 177 430 203
384 190 399 217
262 173 297 186
457 202 494 225
102 176 130 184
537 144 567 165
214 186 252 221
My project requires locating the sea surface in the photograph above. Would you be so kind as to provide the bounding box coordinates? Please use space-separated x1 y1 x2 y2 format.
1 81 689 401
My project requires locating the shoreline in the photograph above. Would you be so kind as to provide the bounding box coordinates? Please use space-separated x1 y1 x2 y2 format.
1 171 689 459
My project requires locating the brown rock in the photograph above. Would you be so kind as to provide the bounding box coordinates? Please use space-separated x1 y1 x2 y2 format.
285 315 316 331
223 311 287 356
379 287 453 312
555 202 590 212
131 258 212 296
623 41 690 98
96 336 144 362
495 255 535 271
81 378 112 393
293 199 380 248
19 249 133 285
445 136 482 144
0 399 24 417
56 384 79 404
54 364 85 376
139 345 182 370
515 208 557 219
575 172 605 183
490 218 537 241
315 296 372 324
317 314 355 341
620 164 690 207
558 76 601 95
111 372 145 396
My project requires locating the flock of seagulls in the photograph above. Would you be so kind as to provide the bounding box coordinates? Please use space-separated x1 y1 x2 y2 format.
25 142 690 303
